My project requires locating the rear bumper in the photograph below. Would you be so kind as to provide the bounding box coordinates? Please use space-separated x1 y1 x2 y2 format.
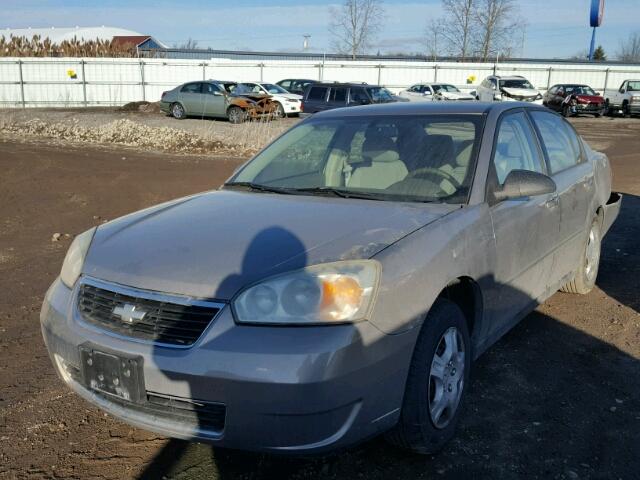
40 277 414 454
602 192 622 236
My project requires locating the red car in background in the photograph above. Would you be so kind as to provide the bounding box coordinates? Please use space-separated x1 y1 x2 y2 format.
543 84 605 117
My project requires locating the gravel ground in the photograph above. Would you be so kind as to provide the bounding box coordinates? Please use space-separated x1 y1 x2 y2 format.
0 105 296 155
0 113 638 480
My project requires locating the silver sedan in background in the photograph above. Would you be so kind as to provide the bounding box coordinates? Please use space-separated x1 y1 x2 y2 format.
41 102 621 455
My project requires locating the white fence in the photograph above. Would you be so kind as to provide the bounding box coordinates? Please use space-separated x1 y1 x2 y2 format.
1 57 640 107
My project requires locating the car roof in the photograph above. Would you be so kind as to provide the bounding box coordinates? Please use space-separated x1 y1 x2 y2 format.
311 82 382 88
493 75 526 80
311 101 541 118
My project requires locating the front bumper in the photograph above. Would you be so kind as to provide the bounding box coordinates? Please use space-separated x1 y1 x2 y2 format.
40 277 414 454
284 102 302 114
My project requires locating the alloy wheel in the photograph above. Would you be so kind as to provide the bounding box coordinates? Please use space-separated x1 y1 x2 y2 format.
428 326 465 429
584 225 600 282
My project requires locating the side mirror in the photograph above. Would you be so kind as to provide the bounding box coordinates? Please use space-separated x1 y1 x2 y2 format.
211 90 223 96
423 91 432 96
619 87 625 93
494 170 556 201
359 99 370 105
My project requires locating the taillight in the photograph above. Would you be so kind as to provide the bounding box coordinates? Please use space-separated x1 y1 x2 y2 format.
300 102 304 112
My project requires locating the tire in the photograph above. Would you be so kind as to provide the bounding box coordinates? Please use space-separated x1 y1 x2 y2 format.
561 218 601 295
562 104 572 118
171 102 186 120
622 102 631 118
386 299 471 454
227 106 246 124
604 100 612 116
274 102 286 118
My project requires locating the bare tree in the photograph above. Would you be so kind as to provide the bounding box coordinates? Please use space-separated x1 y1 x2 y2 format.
173 38 199 50
438 0 476 60
329 0 385 59
425 19 443 61
617 32 640 63
473 0 525 61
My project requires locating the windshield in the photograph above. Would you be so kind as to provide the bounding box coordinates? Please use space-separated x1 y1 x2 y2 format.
500 79 534 89
367 87 394 102
227 115 484 204
433 84 460 93
261 83 289 94
566 85 596 95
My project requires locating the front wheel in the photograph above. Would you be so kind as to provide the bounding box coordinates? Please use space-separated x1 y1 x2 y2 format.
386 299 470 454
227 106 247 124
561 218 601 294
562 104 572 117
623 102 631 118
274 102 286 118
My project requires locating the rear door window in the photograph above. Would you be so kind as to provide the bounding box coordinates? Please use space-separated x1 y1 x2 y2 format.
530 111 582 174
329 87 348 103
279 80 291 90
307 86 328 101
181 82 202 94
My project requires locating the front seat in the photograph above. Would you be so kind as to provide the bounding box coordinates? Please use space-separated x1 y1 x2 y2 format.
348 133 408 189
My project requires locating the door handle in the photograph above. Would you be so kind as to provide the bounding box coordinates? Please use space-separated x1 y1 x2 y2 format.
544 195 559 209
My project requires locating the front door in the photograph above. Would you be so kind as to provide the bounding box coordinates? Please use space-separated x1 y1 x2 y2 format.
487 110 561 336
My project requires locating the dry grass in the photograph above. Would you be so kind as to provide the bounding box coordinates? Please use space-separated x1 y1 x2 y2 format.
0 114 290 155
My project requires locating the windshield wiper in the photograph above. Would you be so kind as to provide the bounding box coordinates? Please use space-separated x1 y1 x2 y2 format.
223 182 297 195
292 187 389 201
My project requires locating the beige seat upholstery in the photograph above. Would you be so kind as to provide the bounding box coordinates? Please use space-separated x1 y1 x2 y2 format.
439 140 473 193
348 135 407 189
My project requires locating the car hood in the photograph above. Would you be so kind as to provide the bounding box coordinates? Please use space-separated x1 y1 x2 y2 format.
575 94 604 103
83 190 456 300
501 87 539 98
273 93 302 101
440 91 475 100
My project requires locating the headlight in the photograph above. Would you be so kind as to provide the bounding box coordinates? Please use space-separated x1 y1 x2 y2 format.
233 260 380 325
60 227 96 288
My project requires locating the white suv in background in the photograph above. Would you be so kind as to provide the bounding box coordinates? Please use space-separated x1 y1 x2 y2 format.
476 75 543 104
235 82 302 117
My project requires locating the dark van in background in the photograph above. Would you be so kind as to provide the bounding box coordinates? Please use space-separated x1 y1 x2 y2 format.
301 82 399 113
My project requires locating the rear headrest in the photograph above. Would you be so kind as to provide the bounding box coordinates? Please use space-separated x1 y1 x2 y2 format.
362 136 400 163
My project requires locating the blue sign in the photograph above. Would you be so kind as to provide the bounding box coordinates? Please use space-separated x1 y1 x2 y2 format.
590 0 605 27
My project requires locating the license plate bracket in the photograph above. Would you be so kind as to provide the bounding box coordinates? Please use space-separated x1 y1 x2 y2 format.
79 346 144 403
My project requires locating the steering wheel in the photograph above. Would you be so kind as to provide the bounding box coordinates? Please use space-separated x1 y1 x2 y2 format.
406 167 462 189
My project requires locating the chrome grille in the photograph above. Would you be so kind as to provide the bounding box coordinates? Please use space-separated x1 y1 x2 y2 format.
77 281 221 346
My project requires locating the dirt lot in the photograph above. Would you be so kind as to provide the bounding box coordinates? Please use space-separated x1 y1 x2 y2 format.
0 114 639 480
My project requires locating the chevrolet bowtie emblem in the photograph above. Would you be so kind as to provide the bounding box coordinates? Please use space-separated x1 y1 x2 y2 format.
112 303 147 324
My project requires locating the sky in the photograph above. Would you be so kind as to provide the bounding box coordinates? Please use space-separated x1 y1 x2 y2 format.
2 0 639 59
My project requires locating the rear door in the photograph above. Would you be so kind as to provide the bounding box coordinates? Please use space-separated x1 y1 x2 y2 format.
348 87 370 106
327 87 348 110
179 82 205 115
528 110 594 283
487 110 561 335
